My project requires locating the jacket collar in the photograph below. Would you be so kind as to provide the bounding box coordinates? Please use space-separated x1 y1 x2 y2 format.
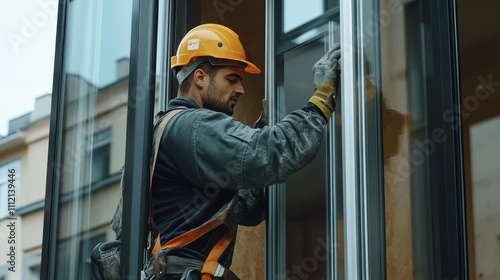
168 96 200 110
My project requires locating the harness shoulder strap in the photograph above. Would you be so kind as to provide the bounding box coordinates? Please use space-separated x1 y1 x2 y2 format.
150 108 185 186
148 108 186 251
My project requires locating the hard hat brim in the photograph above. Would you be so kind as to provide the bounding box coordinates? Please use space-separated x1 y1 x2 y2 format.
240 60 261 74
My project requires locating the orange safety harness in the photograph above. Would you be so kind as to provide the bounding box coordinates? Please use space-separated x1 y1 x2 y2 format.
148 109 238 279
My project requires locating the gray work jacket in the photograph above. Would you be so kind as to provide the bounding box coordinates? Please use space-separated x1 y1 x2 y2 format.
151 96 326 268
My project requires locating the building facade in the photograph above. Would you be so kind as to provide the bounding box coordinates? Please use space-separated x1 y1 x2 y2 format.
1 0 498 279
0 94 51 279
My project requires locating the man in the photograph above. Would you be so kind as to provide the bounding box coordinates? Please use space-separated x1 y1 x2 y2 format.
148 23 340 280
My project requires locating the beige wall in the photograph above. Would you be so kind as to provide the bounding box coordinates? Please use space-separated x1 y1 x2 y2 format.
469 117 500 279
21 211 44 253
0 145 25 166
0 120 49 279
57 184 120 240
22 118 50 206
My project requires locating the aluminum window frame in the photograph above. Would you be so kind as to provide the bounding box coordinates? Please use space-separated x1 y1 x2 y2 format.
41 0 160 279
41 0 467 279
41 0 68 277
120 0 159 278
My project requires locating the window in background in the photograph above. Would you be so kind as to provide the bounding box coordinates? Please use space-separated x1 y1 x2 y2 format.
84 128 111 184
24 254 42 280
283 0 324 32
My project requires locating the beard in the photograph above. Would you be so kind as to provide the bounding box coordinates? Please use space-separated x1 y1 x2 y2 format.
202 81 234 116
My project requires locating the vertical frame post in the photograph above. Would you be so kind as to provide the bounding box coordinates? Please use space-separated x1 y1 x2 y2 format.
340 0 361 279
121 0 158 278
40 1 68 279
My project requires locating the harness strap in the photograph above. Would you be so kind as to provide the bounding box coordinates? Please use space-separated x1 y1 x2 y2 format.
148 108 240 279
151 196 239 279
200 226 236 279
148 108 185 251
200 197 239 279
150 108 186 187
151 196 234 255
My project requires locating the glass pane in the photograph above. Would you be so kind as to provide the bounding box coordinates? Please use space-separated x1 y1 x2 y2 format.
283 0 324 32
457 1 500 278
54 0 132 278
379 0 464 278
277 1 341 278
380 0 427 278
282 38 328 280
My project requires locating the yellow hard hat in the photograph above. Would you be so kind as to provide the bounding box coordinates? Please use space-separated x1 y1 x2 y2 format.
171 24 260 77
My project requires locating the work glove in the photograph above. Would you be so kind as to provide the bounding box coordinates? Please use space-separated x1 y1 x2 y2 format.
309 43 341 120
254 99 268 128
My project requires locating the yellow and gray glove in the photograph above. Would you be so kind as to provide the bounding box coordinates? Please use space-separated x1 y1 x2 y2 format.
254 99 268 128
309 43 341 120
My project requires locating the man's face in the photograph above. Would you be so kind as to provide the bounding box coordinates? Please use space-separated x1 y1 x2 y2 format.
202 66 245 116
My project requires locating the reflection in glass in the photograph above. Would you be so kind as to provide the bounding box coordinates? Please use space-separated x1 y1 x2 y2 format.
379 0 419 277
380 0 434 279
282 39 328 280
54 0 132 278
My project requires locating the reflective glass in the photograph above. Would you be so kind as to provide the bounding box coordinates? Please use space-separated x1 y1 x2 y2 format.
379 0 430 278
277 1 341 279
283 40 328 280
379 0 460 278
54 0 132 278
281 22 342 277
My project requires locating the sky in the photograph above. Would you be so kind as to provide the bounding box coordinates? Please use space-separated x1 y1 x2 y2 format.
0 0 58 136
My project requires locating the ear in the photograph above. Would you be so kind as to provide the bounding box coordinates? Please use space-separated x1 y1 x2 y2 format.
193 68 206 88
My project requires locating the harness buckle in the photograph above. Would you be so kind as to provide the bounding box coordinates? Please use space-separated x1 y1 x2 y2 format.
213 264 226 277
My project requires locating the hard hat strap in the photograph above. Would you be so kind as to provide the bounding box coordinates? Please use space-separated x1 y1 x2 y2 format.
176 58 208 85
176 57 247 85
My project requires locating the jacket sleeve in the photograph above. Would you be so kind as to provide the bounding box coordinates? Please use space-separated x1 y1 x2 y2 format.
179 108 326 190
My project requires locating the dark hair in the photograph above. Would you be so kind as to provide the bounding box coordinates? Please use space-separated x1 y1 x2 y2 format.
178 62 218 94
